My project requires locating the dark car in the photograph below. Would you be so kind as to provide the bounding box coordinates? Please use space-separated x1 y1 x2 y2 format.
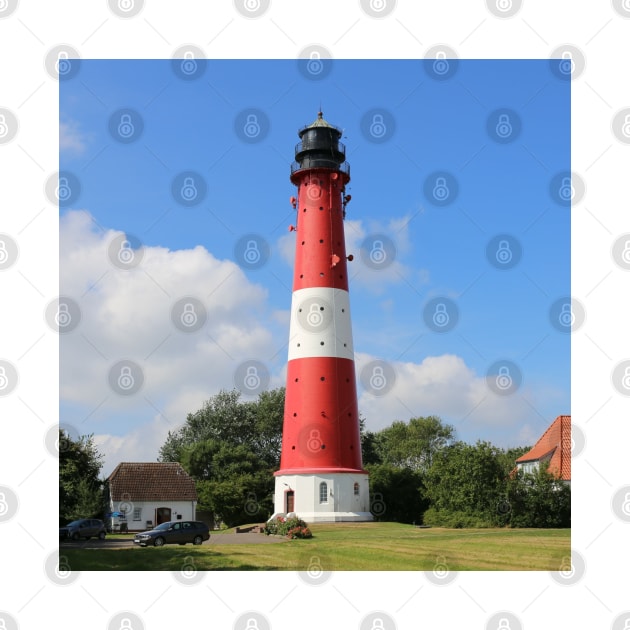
133 520 210 547
60 518 107 541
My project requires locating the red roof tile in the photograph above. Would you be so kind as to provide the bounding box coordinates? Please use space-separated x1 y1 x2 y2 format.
107 462 197 501
515 415 571 481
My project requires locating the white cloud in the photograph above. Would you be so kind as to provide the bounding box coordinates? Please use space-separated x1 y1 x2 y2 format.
60 119 89 156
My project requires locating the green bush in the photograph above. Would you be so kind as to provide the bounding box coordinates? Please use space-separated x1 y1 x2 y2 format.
422 507 495 528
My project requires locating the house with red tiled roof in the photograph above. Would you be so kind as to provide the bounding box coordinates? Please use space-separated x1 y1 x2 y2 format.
105 462 198 532
515 415 571 485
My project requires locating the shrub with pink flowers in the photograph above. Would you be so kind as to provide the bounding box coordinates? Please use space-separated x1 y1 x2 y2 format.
264 515 312 538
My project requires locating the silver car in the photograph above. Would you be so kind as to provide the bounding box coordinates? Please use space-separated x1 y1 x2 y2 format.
60 518 107 541
133 520 210 547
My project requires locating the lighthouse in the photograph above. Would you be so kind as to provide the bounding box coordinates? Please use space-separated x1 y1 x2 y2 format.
272 112 372 522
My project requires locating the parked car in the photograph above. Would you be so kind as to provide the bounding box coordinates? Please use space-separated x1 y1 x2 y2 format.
133 520 210 547
59 518 107 541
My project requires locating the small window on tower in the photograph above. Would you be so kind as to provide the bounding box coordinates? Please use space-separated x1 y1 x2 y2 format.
319 482 328 504
354 483 360 496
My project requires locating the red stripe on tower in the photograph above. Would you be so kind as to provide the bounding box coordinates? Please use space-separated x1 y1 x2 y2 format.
272 112 372 522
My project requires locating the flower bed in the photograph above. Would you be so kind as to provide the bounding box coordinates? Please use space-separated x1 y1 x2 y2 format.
264 515 313 539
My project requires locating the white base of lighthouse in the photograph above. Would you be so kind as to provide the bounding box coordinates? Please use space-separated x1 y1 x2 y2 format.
271 472 373 523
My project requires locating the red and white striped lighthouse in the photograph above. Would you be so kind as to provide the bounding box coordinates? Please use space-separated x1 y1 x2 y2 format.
272 112 372 522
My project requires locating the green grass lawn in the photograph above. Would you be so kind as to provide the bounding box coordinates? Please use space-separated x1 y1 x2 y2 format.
61 522 570 571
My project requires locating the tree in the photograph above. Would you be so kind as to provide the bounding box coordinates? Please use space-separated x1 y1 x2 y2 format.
376 416 455 471
423 440 507 526
59 430 104 523
507 464 571 528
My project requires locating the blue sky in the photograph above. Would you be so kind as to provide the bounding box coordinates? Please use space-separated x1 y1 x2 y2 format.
59 59 570 475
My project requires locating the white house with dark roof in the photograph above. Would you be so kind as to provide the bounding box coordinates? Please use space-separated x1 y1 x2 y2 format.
105 462 198 532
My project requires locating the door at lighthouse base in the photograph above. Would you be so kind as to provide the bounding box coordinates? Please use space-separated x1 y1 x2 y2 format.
286 491 295 513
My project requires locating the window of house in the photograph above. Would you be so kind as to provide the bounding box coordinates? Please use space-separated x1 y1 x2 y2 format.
354 482 359 496
319 482 328 504
133 507 142 521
